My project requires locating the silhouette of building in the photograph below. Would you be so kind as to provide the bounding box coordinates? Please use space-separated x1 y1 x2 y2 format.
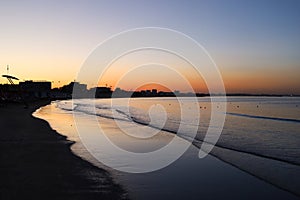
152 89 157 95
0 84 20 101
58 82 88 98
60 82 87 94
89 87 112 98
112 87 131 98
19 81 51 98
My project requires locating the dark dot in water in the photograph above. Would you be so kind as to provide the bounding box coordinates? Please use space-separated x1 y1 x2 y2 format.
217 106 219 108
200 106 202 109
204 107 206 109
169 104 171 106
237 106 239 108
296 105 298 107
257 105 259 108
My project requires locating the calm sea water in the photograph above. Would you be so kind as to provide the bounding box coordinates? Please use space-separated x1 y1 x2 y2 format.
34 97 300 199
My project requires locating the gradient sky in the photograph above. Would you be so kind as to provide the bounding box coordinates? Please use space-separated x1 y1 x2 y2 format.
0 0 299 94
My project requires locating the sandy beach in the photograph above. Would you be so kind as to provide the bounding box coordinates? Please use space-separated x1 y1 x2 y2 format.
0 101 128 200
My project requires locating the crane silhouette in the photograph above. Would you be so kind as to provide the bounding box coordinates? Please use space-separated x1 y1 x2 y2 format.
2 74 19 85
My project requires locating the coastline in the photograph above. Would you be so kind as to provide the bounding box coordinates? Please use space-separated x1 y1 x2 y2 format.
0 100 128 200
35 99 299 200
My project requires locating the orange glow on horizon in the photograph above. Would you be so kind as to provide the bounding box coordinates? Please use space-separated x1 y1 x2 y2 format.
134 83 172 92
1 60 299 95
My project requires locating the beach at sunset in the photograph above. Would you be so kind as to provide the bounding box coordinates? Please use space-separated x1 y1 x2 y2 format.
1 1 300 199
0 98 299 199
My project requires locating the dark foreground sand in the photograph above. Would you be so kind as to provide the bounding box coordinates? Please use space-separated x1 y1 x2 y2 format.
0 101 128 200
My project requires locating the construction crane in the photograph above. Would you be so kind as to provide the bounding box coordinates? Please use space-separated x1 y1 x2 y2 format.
1 65 28 108
2 74 19 85
2 65 19 84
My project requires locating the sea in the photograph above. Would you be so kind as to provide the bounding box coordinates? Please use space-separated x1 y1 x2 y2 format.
34 97 300 199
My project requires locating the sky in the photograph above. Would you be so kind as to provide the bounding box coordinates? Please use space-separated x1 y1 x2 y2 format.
0 0 299 94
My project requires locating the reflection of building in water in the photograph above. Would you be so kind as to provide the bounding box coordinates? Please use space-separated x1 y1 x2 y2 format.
19 80 51 98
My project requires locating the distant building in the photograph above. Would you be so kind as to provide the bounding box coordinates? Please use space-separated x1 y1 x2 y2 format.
152 89 157 95
112 87 131 98
0 84 19 92
158 91 175 97
19 81 51 98
60 82 87 94
0 84 20 101
89 86 112 98
174 90 180 96
146 90 151 96
59 82 88 98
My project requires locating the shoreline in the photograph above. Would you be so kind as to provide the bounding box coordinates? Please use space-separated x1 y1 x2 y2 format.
0 100 128 200
10 98 299 200
37 99 299 200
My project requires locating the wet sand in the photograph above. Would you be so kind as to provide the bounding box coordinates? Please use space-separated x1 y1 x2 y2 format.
0 101 128 200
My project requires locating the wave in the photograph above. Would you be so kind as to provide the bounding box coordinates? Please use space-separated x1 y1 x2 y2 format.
227 112 300 123
55 100 300 167
51 99 300 197
192 138 300 166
